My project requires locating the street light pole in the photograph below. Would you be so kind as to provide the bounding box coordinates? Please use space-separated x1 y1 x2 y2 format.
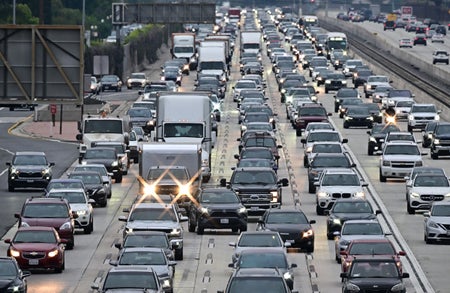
13 0 16 24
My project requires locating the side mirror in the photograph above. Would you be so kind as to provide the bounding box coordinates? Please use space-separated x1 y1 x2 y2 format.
114 243 122 249
342 138 348 143
309 220 316 224
229 242 236 247
220 178 227 187
402 272 410 278
118 216 127 222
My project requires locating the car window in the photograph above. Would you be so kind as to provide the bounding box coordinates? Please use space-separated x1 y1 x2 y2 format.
238 234 282 247
341 222 382 235
48 191 86 204
349 242 395 255
322 174 359 186
229 278 287 292
266 212 308 224
384 145 419 155
13 230 57 243
333 201 372 214
414 175 449 187
103 272 158 290
13 155 47 165
119 251 166 265
130 208 177 221
238 253 287 268
23 203 69 218
124 235 168 247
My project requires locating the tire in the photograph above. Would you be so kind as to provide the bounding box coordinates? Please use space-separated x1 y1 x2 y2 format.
407 203 415 215
240 226 247 233
305 244 314 253
115 173 123 183
55 265 63 274
316 205 324 215
188 217 196 232
425 234 433 244
196 225 204 235
296 129 302 136
326 231 334 240
336 253 341 263
325 88 328 94
308 182 315 194
84 219 93 234
175 247 183 260
343 122 349 129
66 240 74 250
431 151 439 160
368 146 373 156
303 156 308 168
231 227 239 233
99 199 107 207
8 184 14 192
407 125 412 132
379 169 387 182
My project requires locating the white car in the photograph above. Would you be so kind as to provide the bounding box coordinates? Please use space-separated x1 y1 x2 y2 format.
304 141 345 168
46 188 95 234
406 173 450 214
407 103 441 132
393 99 415 120
126 72 148 89
424 201 450 243
232 80 260 102
379 141 425 182
364 75 391 99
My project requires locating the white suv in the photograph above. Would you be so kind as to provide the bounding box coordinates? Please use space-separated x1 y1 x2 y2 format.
315 168 367 215
379 141 425 182
406 173 450 214
407 103 440 132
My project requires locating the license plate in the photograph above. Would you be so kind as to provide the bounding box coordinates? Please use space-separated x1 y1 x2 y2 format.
27 179 34 183
29 259 38 265
287 239 295 243
220 219 229 224
251 207 258 211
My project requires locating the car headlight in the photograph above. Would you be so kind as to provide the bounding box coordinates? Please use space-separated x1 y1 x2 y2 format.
339 239 351 247
445 193 450 198
170 228 181 236
60 221 72 230
178 184 190 195
42 168 51 175
325 80 331 84
162 278 172 288
306 146 313 153
428 220 439 228
345 282 360 291
77 209 88 216
409 192 420 198
9 248 20 258
391 282 406 292
237 206 247 214
317 191 329 198
434 139 440 145
283 271 293 280
332 218 341 225
200 207 209 214
382 160 390 166
302 229 314 238
367 116 374 121
435 115 440 121
342 80 347 84
415 161 423 167
270 191 279 202
369 137 376 142
344 116 352 120
111 161 118 167
408 115 414 121
48 248 59 258
354 191 365 198
125 227 133 234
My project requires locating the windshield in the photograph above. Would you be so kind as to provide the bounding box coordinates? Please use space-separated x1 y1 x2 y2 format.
299 107 327 116
119 251 166 266
333 201 372 214
241 149 273 160
348 242 395 255
435 125 450 135
200 191 239 204
342 222 382 235
69 174 102 184
322 174 360 186
0 261 18 277
147 168 188 181
173 47 194 54
47 181 83 190
164 123 204 138
238 252 287 269
128 108 151 117
74 166 107 176
130 208 177 221
349 262 399 278
124 235 168 248
414 175 449 187
84 120 123 134
103 272 158 290
412 105 436 113
384 145 419 155
232 171 276 185
307 132 340 142
13 155 47 165
23 203 69 218
84 148 116 159
372 124 400 134
229 278 287 292
13 230 57 243
312 144 342 153
48 191 86 204
266 212 308 224
312 156 350 167
238 234 282 247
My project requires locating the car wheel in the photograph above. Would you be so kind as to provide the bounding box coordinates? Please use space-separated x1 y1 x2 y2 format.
100 199 107 207
431 151 439 160
240 226 247 233
325 88 328 94
66 240 74 250
343 122 349 129
197 225 204 235
231 227 239 233
316 205 324 215
425 234 434 244
308 182 315 194
306 244 314 253
175 247 183 260
84 219 93 234
326 230 334 240
296 129 302 136
407 203 415 214
55 264 63 274
115 173 123 183
379 169 387 182
368 146 373 156
8 184 14 192
303 156 309 167
188 216 196 232
335 253 341 263
407 125 413 132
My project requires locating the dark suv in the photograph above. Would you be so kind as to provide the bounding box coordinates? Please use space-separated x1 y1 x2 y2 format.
220 167 289 214
14 197 76 249
430 122 450 159
6 152 55 192
80 147 123 183
294 104 332 136
67 171 108 207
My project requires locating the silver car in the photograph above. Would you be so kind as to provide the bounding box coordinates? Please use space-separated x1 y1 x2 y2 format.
424 201 450 244
406 173 450 214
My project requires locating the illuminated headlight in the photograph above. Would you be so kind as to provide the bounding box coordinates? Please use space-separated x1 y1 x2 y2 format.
9 248 20 258
354 191 365 198
302 229 314 238
48 248 59 258
344 116 353 120
391 283 406 291
144 184 156 195
367 116 374 121
111 161 118 167
170 228 181 236
162 278 171 288
365 84 370 90
342 80 347 84
410 192 420 198
283 271 293 280
178 184 190 195
125 227 133 234
42 168 51 175
60 221 72 230
292 69 296 73
382 160 391 166
200 207 210 214
190 57 196 63
311 96 317 102
8 284 23 292
281 89 286 94
306 146 313 153
77 209 88 216
325 80 331 84
270 191 278 202
332 218 341 225
369 137 376 142
434 139 440 145
317 192 329 198
10 167 18 174
444 193 450 198
434 115 440 120
408 115 414 121
237 206 247 214
146 120 154 126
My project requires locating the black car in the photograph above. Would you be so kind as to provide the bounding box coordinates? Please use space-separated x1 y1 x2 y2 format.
220 167 289 214
6 151 55 192
363 103 383 123
100 75 122 92
324 72 347 93
80 147 123 183
257 208 315 252
307 153 355 193
343 106 374 129
422 121 440 148
367 123 401 155
353 69 373 88
67 171 108 207
235 146 279 169
0 257 30 293
341 257 409 293
188 188 247 234
325 199 381 240
430 122 450 159
413 33 427 45
126 107 155 133
161 66 182 86
334 88 360 113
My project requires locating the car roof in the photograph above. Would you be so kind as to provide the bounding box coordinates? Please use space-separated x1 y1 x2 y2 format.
322 168 357 175
47 188 85 193
16 226 57 232
234 267 282 277
14 151 46 156
384 141 417 146
25 196 69 205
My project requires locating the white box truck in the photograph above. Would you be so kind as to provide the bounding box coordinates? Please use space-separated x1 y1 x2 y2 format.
240 31 262 54
139 142 202 211
153 92 215 182
197 46 228 82
171 33 197 70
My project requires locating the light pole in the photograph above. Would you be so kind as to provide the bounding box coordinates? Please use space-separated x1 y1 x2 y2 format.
13 0 16 24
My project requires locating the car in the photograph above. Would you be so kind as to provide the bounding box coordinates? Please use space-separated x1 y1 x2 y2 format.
229 249 297 290
325 199 381 240
126 106 155 134
115 231 178 261
228 231 290 264
232 80 260 102
367 123 401 155
379 141 425 182
404 166 447 197
424 201 450 243
220 167 289 214
315 168 368 215
398 38 413 48
6 151 55 192
46 188 95 234
342 59 364 77
90 76 101 94
432 50 449 64
333 88 360 113
352 68 373 88
100 75 122 92
413 33 427 45
241 122 276 138
219 267 296 293
382 131 417 149
324 72 347 93
91 266 163 292
119 203 187 260
126 72 148 89
422 121 440 148
256 208 315 252
307 152 354 194
362 103 383 123
340 238 405 273
46 178 86 193
240 112 272 134
364 75 391 99
406 173 450 214
161 66 183 86
304 141 345 168
383 89 414 110
234 146 279 169
67 171 108 207
109 247 176 292
5 226 66 273
187 188 248 234
407 103 441 132
239 105 276 129
431 33 445 43
340 257 409 293
14 197 76 249
80 147 123 183
72 164 112 198
293 103 332 136
333 219 385 262
392 99 415 121
429 122 450 159
343 106 374 129
0 257 30 292
372 85 393 103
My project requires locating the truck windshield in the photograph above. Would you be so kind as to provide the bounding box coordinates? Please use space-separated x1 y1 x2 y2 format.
147 168 189 181
243 43 260 50
84 120 123 134
164 123 204 138
174 47 194 54
200 61 224 70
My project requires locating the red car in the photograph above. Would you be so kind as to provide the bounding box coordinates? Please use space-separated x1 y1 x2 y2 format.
5 226 66 273
294 103 332 136
340 238 406 274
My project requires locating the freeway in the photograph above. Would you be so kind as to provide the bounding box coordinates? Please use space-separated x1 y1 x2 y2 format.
0 9 450 293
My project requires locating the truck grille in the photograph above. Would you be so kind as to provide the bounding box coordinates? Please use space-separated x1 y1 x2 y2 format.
391 161 416 168
210 211 239 218
18 171 43 178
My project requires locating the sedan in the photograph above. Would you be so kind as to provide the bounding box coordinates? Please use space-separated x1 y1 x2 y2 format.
343 106 374 129
100 75 122 92
5 226 66 273
406 173 450 214
0 257 30 293
398 38 413 48
413 33 427 46
424 201 450 243
256 208 315 252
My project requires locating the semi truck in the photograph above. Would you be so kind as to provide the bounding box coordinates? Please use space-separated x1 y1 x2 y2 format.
153 92 215 182
197 46 228 82
171 33 197 70
139 142 202 212
240 31 262 55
